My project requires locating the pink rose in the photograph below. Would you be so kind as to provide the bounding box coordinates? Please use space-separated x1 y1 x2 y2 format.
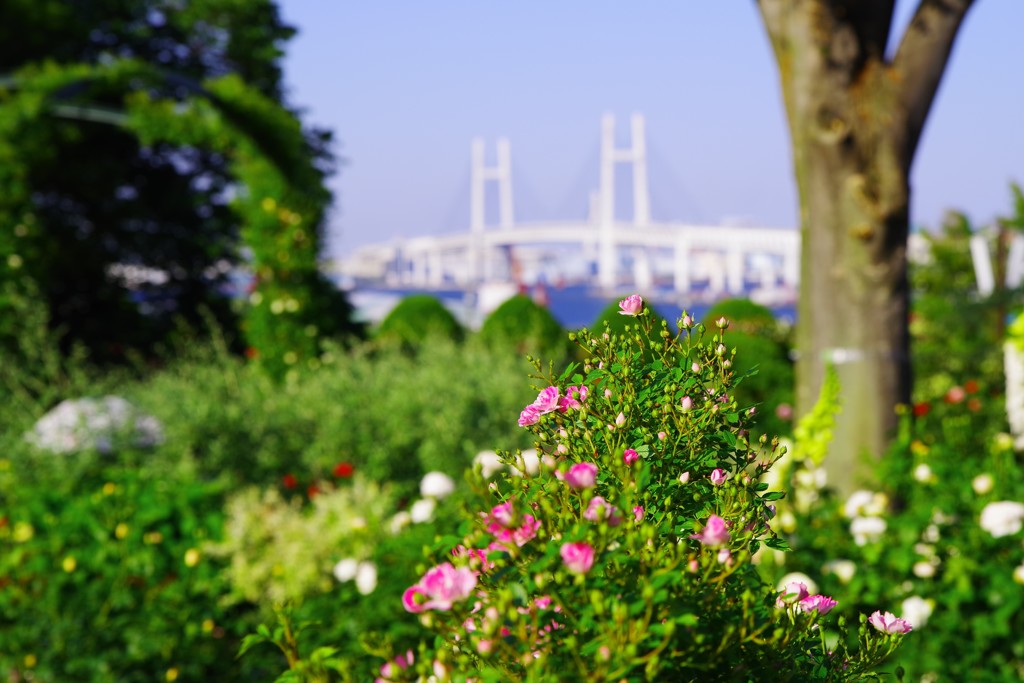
710 468 728 486
584 496 622 526
532 386 560 414
565 462 598 489
617 294 643 316
487 501 515 529
379 649 415 679
512 514 541 546
560 541 595 574
776 581 810 607
518 404 540 427
681 396 694 412
633 505 645 522
559 385 589 411
402 562 477 613
623 448 639 466
690 514 730 546
868 610 913 634
798 594 838 615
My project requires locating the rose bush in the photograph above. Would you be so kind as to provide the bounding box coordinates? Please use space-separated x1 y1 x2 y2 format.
360 296 906 681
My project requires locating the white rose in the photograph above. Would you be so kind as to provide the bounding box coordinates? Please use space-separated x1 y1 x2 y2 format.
843 490 875 519
972 473 994 495
473 451 504 478
850 516 887 546
900 596 934 629
355 561 378 595
389 511 412 534
510 449 540 477
979 501 1024 538
420 471 456 499
822 559 857 584
410 498 436 524
333 558 359 583
912 561 936 579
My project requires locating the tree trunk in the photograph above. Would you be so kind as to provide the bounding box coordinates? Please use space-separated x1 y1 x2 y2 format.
757 0 975 493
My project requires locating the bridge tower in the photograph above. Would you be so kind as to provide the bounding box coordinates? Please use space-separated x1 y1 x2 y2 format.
598 112 651 290
470 137 514 283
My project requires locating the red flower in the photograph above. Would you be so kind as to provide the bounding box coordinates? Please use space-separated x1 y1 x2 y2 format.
333 462 355 478
245 347 259 359
965 380 980 394
282 473 298 490
967 397 982 413
912 402 931 417
307 484 321 499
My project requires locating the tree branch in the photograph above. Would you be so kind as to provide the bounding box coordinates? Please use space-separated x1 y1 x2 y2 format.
891 0 976 158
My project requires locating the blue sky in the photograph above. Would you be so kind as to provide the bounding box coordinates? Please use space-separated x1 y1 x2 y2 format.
278 1 1024 260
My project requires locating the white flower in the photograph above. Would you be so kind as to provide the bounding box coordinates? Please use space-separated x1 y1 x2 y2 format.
333 558 359 583
355 561 377 595
1013 562 1024 585
913 561 937 579
843 490 874 519
972 473 994 495
822 559 857 584
794 467 827 490
410 498 436 524
420 471 456 499
510 449 540 477
850 516 887 546
389 511 412 534
979 501 1024 538
922 524 941 543
913 463 934 483
900 596 934 629
473 450 504 478
776 572 818 596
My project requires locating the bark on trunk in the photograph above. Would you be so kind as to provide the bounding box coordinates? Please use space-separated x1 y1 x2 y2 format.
757 0 975 492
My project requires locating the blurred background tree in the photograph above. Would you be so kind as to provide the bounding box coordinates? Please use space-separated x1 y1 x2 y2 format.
0 0 358 366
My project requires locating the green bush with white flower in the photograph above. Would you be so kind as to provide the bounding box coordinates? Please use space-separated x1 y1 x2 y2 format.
347 296 910 682
760 381 1024 682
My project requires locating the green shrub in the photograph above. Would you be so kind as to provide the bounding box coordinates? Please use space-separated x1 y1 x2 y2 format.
703 299 794 437
477 294 573 363
121 336 533 486
375 295 463 347
0 452 276 682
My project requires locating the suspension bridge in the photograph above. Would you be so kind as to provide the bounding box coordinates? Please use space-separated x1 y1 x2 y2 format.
332 113 800 308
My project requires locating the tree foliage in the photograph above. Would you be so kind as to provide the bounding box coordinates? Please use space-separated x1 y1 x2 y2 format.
0 1 359 371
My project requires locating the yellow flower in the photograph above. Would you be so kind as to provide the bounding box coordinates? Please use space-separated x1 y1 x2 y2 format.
62 556 77 573
24 654 37 668
184 548 200 567
115 523 129 539
166 667 180 681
